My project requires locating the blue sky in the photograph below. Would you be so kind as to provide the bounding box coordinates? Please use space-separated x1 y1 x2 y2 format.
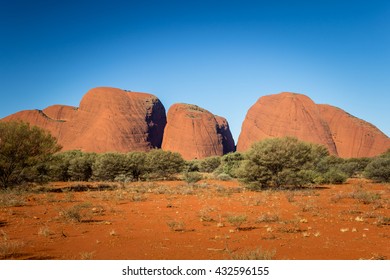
1 0 389 141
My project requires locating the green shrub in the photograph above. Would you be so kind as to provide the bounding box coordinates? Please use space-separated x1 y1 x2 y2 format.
92 153 129 181
49 150 84 181
216 173 232 181
323 168 348 184
364 156 390 182
182 172 203 184
199 156 221 173
339 158 371 177
184 160 200 172
145 149 185 180
0 121 61 188
216 152 244 178
239 137 329 189
315 155 344 174
126 152 147 181
68 153 96 181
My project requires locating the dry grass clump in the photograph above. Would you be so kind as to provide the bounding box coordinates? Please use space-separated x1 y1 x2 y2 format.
38 226 53 237
376 216 390 226
0 231 24 259
167 220 186 232
231 247 276 260
226 215 247 230
256 213 280 223
0 190 26 207
58 202 93 223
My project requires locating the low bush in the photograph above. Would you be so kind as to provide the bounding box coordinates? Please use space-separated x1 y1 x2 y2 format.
198 156 221 173
182 172 203 184
364 156 390 183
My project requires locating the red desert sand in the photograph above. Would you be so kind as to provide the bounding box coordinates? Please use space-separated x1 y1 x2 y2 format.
1 178 389 260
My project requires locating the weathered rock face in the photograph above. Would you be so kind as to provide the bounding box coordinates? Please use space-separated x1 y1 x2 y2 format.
237 92 337 154
318 104 390 158
162 104 235 160
2 87 167 153
237 92 390 158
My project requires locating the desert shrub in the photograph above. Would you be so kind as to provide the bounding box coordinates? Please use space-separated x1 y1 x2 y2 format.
322 168 348 184
20 160 53 184
126 152 147 181
92 153 129 181
59 202 92 223
227 215 247 230
338 157 371 177
232 247 275 260
215 152 244 178
0 121 61 188
315 155 344 174
68 152 96 181
49 150 84 181
217 173 232 181
364 156 390 183
239 137 329 189
182 172 203 184
184 160 200 172
198 156 221 173
145 149 185 180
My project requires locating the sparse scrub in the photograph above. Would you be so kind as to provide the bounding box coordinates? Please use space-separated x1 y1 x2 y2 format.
130 194 147 202
198 206 215 222
350 190 381 204
0 240 24 259
80 251 94 260
38 226 52 237
0 191 26 207
256 213 280 223
59 202 93 223
376 216 390 226
167 220 186 232
285 191 295 203
182 172 203 184
231 247 276 260
216 173 232 181
226 215 247 230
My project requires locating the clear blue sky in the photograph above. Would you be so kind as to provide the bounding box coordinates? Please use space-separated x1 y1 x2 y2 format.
1 0 389 141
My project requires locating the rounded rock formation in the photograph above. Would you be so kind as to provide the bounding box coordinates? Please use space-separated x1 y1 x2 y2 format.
237 92 390 158
318 104 390 158
237 92 337 154
2 87 167 153
161 103 235 160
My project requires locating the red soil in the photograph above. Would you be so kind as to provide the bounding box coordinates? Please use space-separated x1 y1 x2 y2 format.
0 179 389 260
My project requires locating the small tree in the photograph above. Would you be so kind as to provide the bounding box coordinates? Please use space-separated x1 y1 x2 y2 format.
218 152 244 177
239 137 329 189
49 150 84 181
146 149 185 180
199 156 221 173
364 156 390 183
0 121 61 188
68 152 96 181
92 153 128 181
126 151 147 181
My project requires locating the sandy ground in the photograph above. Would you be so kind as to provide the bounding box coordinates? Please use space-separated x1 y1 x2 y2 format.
0 178 389 260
